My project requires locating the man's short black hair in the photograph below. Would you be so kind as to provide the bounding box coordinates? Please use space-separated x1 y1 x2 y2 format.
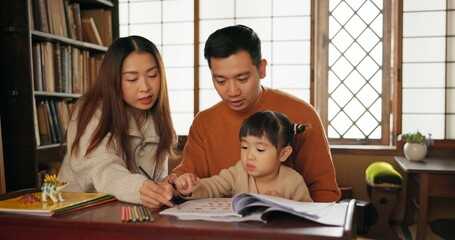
204 24 262 69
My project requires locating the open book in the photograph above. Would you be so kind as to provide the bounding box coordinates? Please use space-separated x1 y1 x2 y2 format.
160 193 349 226
0 192 116 216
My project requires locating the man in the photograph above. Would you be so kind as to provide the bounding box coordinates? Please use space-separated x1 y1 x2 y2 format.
172 25 340 202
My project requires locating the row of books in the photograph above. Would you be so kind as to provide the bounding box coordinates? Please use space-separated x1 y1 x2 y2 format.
35 99 75 146
32 0 112 46
32 41 103 94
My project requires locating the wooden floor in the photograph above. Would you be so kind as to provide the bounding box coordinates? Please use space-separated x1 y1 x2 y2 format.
358 224 444 240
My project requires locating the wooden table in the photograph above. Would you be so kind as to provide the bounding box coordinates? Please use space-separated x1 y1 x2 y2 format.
394 156 455 240
0 197 356 240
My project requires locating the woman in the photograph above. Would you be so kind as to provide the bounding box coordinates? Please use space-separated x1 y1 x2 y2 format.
58 35 178 208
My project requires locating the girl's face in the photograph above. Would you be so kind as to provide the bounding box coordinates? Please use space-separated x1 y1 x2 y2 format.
240 135 284 180
121 52 160 112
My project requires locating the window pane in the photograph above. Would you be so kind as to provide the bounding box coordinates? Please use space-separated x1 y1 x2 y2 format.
162 45 193 67
272 66 310 89
199 19 235 43
236 0 272 17
166 68 194 90
403 12 446 37
163 0 194 22
129 24 161 44
163 22 194 44
403 0 446 11
169 90 194 112
199 66 213 89
272 41 310 64
236 18 272 41
402 63 445 88
171 113 194 135
402 89 445 114
129 2 161 23
199 89 220 111
326 0 386 142
199 0 234 19
402 38 446 62
119 2 129 24
273 0 310 16
402 114 445 139
273 17 310 40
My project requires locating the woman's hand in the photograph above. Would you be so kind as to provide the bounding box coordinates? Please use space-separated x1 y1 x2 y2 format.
139 179 175 209
174 173 200 197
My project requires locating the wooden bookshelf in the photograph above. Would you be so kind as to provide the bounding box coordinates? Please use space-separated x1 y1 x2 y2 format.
0 0 118 192
0 117 5 194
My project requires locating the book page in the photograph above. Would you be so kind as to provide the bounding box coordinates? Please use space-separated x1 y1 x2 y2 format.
232 193 348 226
159 198 264 222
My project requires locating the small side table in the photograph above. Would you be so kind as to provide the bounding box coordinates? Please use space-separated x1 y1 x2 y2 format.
394 156 455 240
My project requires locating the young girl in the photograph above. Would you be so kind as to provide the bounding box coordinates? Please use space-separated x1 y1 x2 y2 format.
174 110 313 202
58 36 178 208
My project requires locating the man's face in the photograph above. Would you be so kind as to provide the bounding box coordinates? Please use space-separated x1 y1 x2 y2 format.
209 50 266 112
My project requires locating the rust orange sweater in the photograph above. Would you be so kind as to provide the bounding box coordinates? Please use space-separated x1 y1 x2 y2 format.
173 87 341 202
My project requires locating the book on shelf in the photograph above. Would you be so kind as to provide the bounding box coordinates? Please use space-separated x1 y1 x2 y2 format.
42 41 55 92
32 0 50 33
48 100 62 143
60 45 70 93
81 8 113 46
32 43 44 91
33 98 41 147
35 100 73 146
43 100 57 144
36 100 51 146
70 3 83 41
45 0 68 38
160 193 349 226
53 41 63 93
0 192 116 216
62 0 73 39
81 17 103 46
56 100 70 135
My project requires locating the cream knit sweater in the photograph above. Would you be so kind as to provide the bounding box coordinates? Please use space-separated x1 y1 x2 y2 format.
58 106 168 204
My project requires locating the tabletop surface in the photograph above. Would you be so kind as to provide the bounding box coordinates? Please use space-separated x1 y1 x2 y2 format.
0 196 356 240
394 156 455 173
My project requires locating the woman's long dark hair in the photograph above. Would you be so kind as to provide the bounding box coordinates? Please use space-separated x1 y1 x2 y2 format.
69 35 177 173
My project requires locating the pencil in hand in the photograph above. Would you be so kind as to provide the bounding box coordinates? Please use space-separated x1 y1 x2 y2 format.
138 166 179 209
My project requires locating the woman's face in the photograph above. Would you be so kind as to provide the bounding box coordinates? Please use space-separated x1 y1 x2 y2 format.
121 52 161 112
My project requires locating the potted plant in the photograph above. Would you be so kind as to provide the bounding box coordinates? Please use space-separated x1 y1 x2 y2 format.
397 131 433 161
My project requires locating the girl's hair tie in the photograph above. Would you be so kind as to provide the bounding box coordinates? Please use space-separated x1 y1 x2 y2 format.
294 124 306 135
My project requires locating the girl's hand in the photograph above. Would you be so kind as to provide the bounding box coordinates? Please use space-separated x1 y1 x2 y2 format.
174 173 200 196
263 189 283 198
165 173 179 196
139 179 175 209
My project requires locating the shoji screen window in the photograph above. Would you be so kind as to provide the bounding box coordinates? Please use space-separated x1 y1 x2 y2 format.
198 0 312 111
402 0 453 139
